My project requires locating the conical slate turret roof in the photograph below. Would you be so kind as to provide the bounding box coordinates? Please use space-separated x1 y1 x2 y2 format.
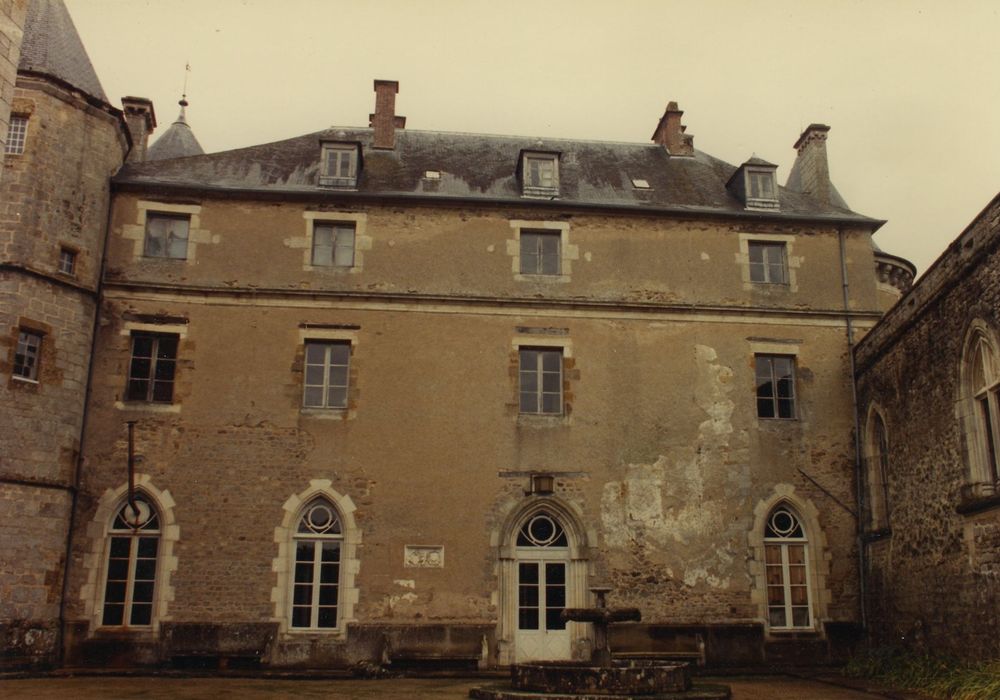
147 99 205 161
18 0 108 103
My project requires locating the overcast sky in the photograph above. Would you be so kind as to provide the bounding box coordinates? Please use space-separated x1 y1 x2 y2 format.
65 0 999 277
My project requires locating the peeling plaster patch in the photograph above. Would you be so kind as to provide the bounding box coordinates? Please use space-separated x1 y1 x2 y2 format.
386 592 418 611
694 345 735 442
393 579 416 589
700 252 710 260
599 345 744 590
584 251 593 262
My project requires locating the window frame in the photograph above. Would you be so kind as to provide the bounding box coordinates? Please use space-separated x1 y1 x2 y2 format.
744 168 779 209
302 340 351 410
289 497 345 632
963 330 1000 491
125 331 179 404
521 151 560 197
755 354 797 420
519 230 562 276
319 142 359 188
13 329 43 382
143 212 191 260
763 505 813 630
310 221 356 268
519 346 564 416
58 246 78 276
748 241 789 285
100 495 160 629
864 409 892 531
5 115 27 155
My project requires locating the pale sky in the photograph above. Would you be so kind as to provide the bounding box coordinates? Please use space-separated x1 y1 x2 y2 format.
65 0 1000 277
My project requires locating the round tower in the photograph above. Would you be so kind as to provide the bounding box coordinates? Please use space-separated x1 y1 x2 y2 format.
0 0 130 669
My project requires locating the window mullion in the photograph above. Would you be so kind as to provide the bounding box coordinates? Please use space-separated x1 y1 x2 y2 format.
781 545 792 626
311 541 322 628
536 353 544 410
147 338 159 402
322 346 332 409
125 535 138 625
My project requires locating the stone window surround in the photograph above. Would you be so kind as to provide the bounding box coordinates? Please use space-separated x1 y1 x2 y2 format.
121 201 213 264
512 333 574 425
291 211 371 274
748 485 832 638
736 233 801 292
270 480 361 638
507 220 578 283
114 321 187 414
79 475 180 635
863 403 892 532
957 320 1000 497
298 327 359 419
491 495 594 666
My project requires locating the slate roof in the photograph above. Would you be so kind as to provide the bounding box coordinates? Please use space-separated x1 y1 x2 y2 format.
147 104 205 161
18 0 108 104
115 127 882 226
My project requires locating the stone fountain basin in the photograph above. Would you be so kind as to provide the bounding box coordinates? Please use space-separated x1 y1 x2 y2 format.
512 659 690 695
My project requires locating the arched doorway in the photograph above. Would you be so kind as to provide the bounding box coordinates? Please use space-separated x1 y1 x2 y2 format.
497 499 589 664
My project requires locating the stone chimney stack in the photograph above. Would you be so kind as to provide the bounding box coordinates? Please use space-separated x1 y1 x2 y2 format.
369 79 405 150
121 96 156 163
786 123 833 205
651 101 694 156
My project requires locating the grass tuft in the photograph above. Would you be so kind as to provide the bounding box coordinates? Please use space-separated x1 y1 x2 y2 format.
844 647 1000 700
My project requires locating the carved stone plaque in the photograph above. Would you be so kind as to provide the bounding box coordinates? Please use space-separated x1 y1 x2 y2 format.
404 545 444 568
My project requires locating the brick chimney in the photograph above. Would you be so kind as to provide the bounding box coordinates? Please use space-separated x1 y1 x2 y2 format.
368 79 406 150
786 124 833 205
121 96 157 163
651 101 694 156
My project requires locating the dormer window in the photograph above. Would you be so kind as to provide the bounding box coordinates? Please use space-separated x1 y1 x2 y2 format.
520 151 559 197
319 142 360 188
727 158 780 210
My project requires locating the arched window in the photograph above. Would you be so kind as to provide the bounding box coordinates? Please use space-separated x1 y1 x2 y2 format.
966 332 1000 487
764 505 812 629
865 410 891 530
291 497 343 630
101 495 160 627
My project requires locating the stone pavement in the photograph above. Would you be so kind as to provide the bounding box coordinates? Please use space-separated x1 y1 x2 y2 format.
0 675 920 699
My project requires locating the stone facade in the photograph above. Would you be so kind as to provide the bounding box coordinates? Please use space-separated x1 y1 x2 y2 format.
59 157 885 667
0 3 128 667
855 194 1000 661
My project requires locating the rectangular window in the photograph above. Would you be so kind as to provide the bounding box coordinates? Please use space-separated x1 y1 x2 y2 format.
13 330 42 381
311 222 356 267
303 341 350 409
748 242 788 284
144 213 190 260
520 231 561 275
125 332 178 403
58 247 77 275
319 144 358 187
291 540 340 629
765 543 810 628
522 153 559 194
748 170 776 200
519 347 563 415
756 355 796 419
5 115 27 155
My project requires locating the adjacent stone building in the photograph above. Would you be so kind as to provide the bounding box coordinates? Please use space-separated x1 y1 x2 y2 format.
0 0 129 668
855 194 1000 661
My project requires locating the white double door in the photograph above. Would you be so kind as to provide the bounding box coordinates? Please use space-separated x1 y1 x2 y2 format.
514 549 571 662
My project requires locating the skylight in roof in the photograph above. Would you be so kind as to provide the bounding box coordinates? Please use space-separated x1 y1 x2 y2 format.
424 170 441 180
631 178 651 189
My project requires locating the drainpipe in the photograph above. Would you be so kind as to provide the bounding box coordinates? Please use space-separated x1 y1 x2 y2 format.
839 227 867 631
57 169 120 665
